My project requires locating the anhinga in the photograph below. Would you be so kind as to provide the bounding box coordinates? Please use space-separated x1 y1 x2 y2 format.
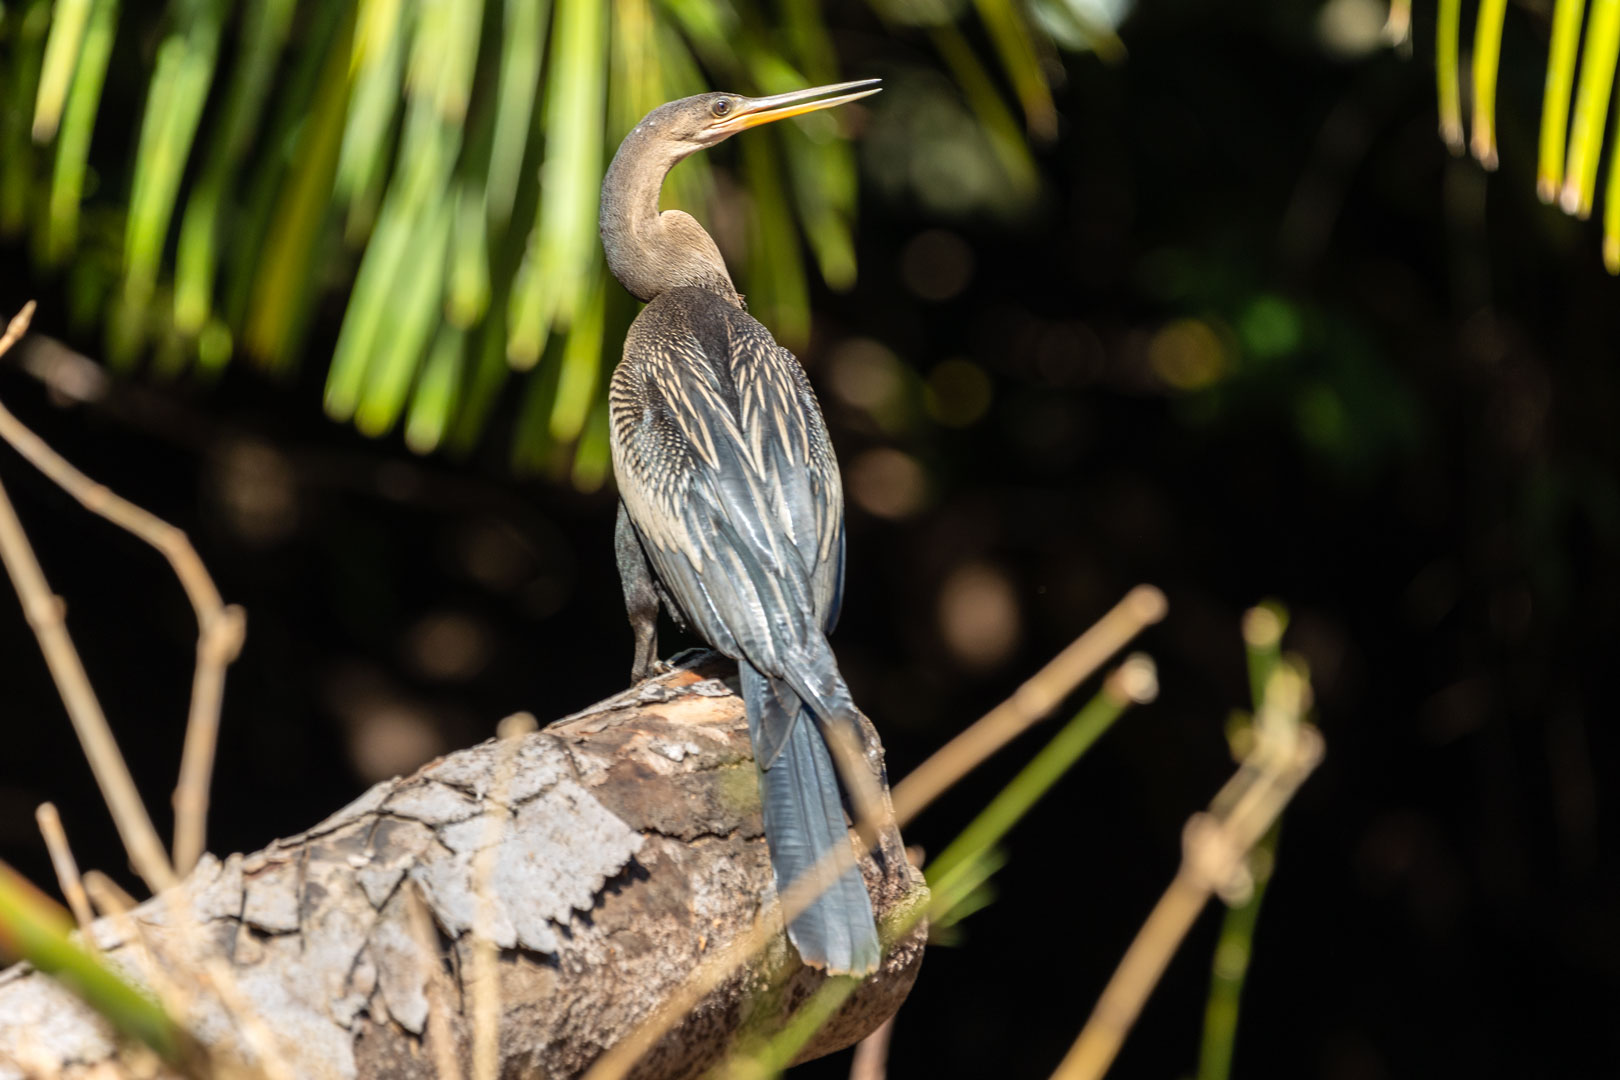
601 80 883 975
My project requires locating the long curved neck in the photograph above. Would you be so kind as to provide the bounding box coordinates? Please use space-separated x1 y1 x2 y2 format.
600 126 740 306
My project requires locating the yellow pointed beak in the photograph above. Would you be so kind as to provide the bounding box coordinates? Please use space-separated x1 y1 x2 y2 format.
714 78 882 136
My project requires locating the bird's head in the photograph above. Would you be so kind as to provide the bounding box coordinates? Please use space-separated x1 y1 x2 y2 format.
633 79 882 152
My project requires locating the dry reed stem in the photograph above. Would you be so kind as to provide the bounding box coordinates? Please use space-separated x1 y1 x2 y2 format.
0 307 244 876
584 588 1166 1080
405 883 466 1080
471 711 538 1080
847 1014 895 1080
1049 668 1324 1080
34 803 95 934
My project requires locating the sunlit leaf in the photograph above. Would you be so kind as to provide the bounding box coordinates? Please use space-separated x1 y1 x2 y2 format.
487 0 548 229
174 0 296 336
244 4 356 370
1561 0 1620 218
1435 0 1463 153
1 1 51 237
40 0 113 265
1469 0 1508 169
509 0 608 368
121 0 230 362
31 0 89 142
1537 0 1585 202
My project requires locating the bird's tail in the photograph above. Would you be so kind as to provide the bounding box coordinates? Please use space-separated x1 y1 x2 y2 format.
740 661 882 976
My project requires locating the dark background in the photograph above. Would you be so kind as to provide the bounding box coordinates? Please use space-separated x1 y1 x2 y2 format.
2 1 1615 1077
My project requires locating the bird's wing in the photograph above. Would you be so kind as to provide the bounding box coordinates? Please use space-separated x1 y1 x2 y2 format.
609 303 843 681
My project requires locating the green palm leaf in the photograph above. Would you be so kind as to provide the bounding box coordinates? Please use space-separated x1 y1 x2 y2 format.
9 0 1128 483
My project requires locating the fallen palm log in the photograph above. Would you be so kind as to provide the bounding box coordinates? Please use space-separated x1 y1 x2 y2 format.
0 656 926 1080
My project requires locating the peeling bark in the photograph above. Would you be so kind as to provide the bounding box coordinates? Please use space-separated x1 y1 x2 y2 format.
0 656 926 1079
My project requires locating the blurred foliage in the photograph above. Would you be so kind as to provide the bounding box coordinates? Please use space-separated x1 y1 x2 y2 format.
0 0 1127 483
1421 0 1620 270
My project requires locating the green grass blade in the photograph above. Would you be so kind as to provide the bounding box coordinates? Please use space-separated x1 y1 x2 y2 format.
1469 0 1508 169
41 0 114 265
1 1 51 238
406 322 466 453
1562 0 1620 218
721 977 862 1080
1537 0 1585 202
508 0 607 368
971 0 1056 139
1436 0 1463 153
926 674 1139 901
487 0 548 229
0 862 185 1064
1195 603 1292 1080
1195 826 1279 1080
31 0 90 142
174 0 296 334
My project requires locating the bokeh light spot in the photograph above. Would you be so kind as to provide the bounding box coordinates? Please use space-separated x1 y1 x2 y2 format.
829 337 906 415
937 562 1021 670
1148 318 1226 390
1316 0 1386 57
900 229 975 301
1238 294 1303 360
404 611 493 682
849 447 928 519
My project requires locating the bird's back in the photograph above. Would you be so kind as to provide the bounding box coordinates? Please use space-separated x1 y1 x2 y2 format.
608 286 845 664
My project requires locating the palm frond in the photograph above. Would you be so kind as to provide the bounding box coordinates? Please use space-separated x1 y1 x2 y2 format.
7 0 1131 482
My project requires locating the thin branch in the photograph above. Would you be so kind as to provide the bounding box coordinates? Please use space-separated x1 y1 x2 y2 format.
0 304 245 877
0 377 176 893
890 584 1166 824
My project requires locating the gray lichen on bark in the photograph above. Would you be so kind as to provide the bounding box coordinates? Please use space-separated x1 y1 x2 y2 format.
0 658 926 1079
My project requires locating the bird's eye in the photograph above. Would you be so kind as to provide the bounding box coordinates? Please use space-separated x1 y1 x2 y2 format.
711 98 732 118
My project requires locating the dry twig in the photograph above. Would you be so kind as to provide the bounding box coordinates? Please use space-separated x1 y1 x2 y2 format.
0 304 245 876
0 304 176 894
34 803 94 934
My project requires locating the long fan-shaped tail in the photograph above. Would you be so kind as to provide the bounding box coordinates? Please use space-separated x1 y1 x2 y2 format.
740 662 881 975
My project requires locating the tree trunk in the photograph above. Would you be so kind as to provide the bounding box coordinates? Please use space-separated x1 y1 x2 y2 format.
0 655 927 1079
